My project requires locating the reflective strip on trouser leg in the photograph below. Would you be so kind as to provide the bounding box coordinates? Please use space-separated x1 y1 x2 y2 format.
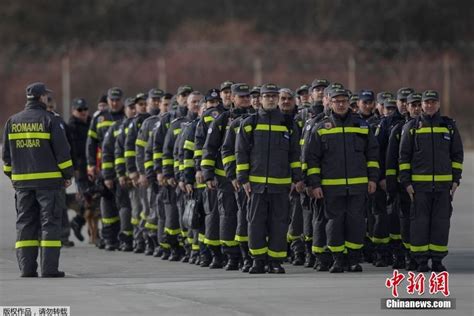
155 189 167 247
267 192 290 260
204 188 220 247
129 186 144 241
371 188 390 247
302 195 314 241
100 192 120 243
312 197 328 254
234 189 249 243
115 184 133 234
288 192 305 254
217 190 240 256
163 186 181 247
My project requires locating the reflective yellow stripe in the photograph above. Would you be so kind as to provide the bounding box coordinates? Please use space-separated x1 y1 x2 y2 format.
236 163 249 171
140 211 146 220
222 155 236 165
153 152 163 159
131 217 139 225
411 174 453 182
204 116 214 123
268 249 287 258
201 159 215 167
97 121 113 129
328 245 345 252
221 240 239 247
429 244 448 252
255 124 288 132
102 162 114 169
204 238 221 246
57 159 73 170
144 222 158 230
135 139 147 147
318 126 369 136
183 140 195 151
113 130 121 137
410 245 429 252
367 161 379 168
249 176 291 185
194 183 206 189
415 127 449 134
304 236 313 242
124 151 136 157
8 132 51 140
312 246 326 253
174 160 179 168
3 165 12 172
452 162 463 170
386 169 397 176
40 240 62 247
173 128 182 135
399 163 411 171
249 247 268 255
88 129 98 139
215 168 226 177
243 125 252 133
193 150 203 157
164 227 182 235
160 242 171 249
192 244 200 251
345 241 364 249
290 161 301 168
234 235 249 242
287 234 301 241
162 159 174 166
403 242 411 250
115 157 125 165
389 234 402 240
198 233 205 242
102 216 120 224
144 161 154 168
302 163 307 171
15 240 39 248
183 159 194 168
123 230 133 236
12 172 62 181
307 167 320 175
299 139 305 146
321 177 368 185
372 236 391 244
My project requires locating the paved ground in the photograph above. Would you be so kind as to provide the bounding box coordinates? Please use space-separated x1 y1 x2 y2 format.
1 153 473 316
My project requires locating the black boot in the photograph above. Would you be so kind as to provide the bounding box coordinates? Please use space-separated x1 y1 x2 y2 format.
304 241 315 268
144 236 155 256
133 240 145 253
200 252 211 267
225 257 240 271
267 261 285 274
161 249 171 260
249 259 266 274
374 250 389 267
105 241 118 251
209 254 224 269
347 250 363 272
405 253 418 271
169 247 182 261
292 252 305 266
70 215 85 242
431 258 447 272
239 243 252 272
416 258 430 272
314 253 331 271
329 253 345 273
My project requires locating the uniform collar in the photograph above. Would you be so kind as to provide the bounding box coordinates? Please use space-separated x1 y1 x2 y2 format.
25 100 47 111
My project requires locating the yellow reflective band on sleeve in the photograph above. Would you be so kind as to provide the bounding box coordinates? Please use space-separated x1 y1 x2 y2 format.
40 240 62 247
299 139 304 146
215 168 226 177
389 234 402 240
204 116 214 123
328 245 345 252
102 162 114 169
162 159 174 166
113 130 121 137
249 247 268 256
164 227 182 235
183 140 195 151
57 159 73 170
255 124 288 132
386 169 397 176
234 235 249 242
372 236 391 244
312 246 326 253
153 152 163 159
268 249 287 258
399 163 411 171
114 157 125 165
8 132 51 140
201 159 215 167
144 161 154 168
452 162 463 170
124 151 136 157
290 161 302 168
3 165 12 172
411 174 453 182
222 155 236 165
249 176 292 185
183 159 194 168
192 244 200 251
415 127 450 134
135 139 147 147
344 241 364 250
236 163 249 171
321 177 368 186
174 160 180 168
302 163 307 171
144 222 158 230
367 161 379 168
12 172 62 181
193 150 203 157
194 183 206 189
101 216 120 225
318 127 369 136
307 167 321 175
15 240 40 248
173 128 182 135
181 231 188 238
429 244 448 252
179 164 184 171
204 238 221 246
221 240 239 247
97 121 113 129
243 125 252 133
410 245 429 252
88 129 97 139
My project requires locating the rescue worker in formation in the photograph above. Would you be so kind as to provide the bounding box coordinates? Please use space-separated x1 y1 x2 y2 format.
204 83 252 271
101 97 137 251
296 84 311 109
2 82 73 277
249 86 261 111
386 92 423 270
86 87 125 249
306 88 379 273
399 90 463 272
236 83 304 274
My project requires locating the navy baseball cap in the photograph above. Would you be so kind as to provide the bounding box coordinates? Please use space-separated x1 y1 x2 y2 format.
72 98 88 109
296 84 310 95
124 97 136 107
107 87 123 100
177 85 193 96
397 87 415 100
250 86 261 95
310 79 330 90
26 82 52 99
329 88 349 99
376 91 394 104
231 83 250 96
205 89 221 102
422 90 439 102
260 83 279 94
407 93 422 103
358 90 375 102
148 88 164 99
220 81 234 91
384 98 397 108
